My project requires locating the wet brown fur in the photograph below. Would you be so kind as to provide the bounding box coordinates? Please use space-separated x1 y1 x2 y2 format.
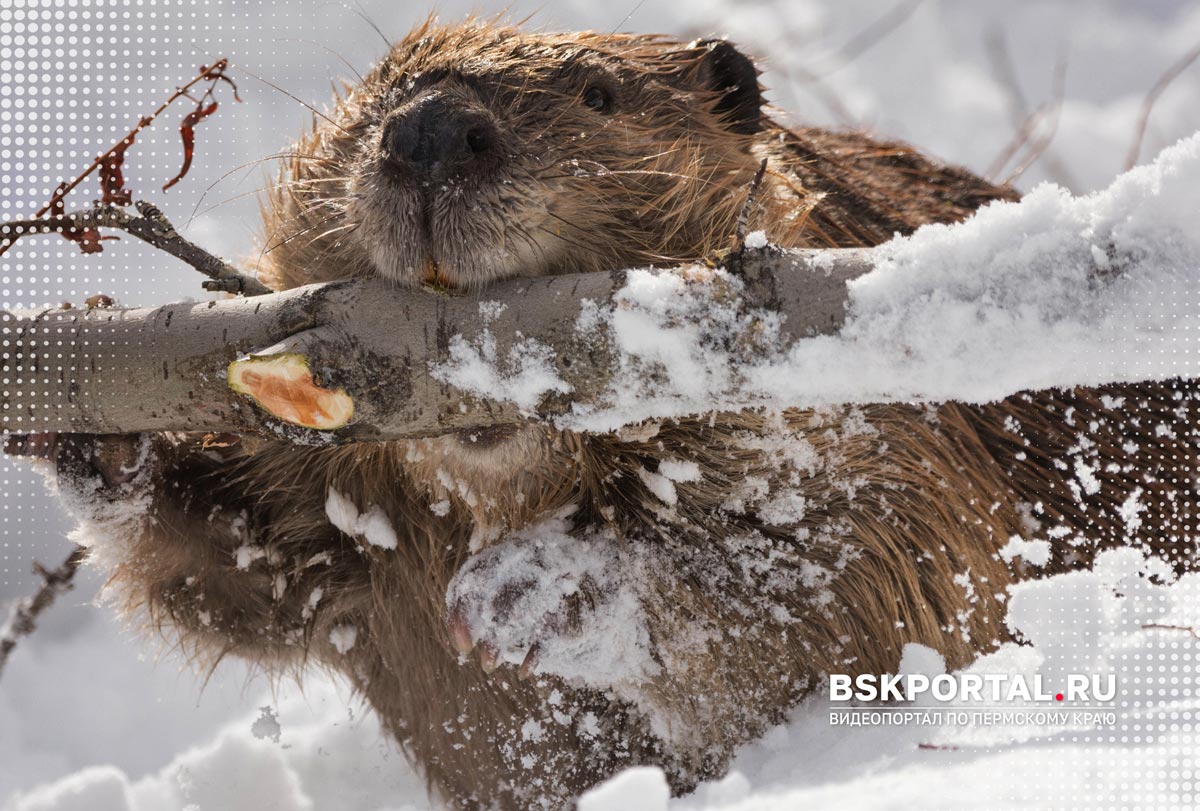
61 19 1199 811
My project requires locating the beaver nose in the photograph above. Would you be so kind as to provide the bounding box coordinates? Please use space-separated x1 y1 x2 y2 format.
382 95 500 181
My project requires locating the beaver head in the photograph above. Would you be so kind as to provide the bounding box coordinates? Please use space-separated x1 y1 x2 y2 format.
258 20 771 290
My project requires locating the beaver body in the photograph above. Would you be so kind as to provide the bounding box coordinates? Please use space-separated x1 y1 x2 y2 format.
43 20 1199 810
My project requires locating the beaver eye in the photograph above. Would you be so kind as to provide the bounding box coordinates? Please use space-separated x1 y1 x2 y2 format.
582 85 613 113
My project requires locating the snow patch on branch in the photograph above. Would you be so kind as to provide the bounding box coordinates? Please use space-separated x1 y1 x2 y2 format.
430 301 571 411
566 134 1200 431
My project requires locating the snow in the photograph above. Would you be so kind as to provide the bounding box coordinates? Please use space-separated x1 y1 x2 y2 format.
637 467 679 505
430 330 572 412
445 514 660 691
329 624 358 654
658 459 702 483
249 707 282 744
6 1 1200 809
742 230 769 250
565 133 1200 431
998 535 1053 568
578 767 672 811
6 676 427 811
324 488 399 550
13 547 1200 810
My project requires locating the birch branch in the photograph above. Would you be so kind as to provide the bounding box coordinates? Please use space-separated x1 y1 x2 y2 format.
0 246 874 443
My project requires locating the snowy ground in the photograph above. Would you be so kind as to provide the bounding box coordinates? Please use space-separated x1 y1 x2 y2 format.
10 546 1200 810
4 0 1200 809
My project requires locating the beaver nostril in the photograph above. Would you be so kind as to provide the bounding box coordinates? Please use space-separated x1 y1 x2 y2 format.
465 126 494 155
383 116 420 165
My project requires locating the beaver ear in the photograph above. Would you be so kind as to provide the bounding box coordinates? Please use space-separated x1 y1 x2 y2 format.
691 39 763 135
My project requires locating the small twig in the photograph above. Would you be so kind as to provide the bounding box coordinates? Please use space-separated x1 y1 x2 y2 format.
800 0 925 81
984 31 1076 188
0 546 86 678
1001 55 1068 186
1124 41 1200 171
0 201 272 297
34 60 234 222
917 742 960 751
732 158 770 258
986 103 1052 182
1142 623 1200 640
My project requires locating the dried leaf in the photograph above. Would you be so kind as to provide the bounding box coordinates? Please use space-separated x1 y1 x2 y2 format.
46 182 108 255
74 229 106 254
99 117 150 206
163 100 219 191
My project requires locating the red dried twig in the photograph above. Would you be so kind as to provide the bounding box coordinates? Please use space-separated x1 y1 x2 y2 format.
47 182 111 254
99 120 149 206
0 58 239 258
164 64 240 191
164 102 220 191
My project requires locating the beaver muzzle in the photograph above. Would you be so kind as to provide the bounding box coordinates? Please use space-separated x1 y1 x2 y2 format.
381 93 502 184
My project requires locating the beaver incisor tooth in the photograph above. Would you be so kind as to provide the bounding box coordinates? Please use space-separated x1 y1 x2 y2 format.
517 643 540 681
479 643 499 674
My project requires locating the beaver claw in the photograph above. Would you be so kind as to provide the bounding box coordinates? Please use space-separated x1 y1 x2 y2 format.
443 521 638 682
448 606 476 655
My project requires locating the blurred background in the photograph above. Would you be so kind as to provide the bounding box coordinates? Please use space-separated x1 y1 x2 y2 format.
2 0 1199 805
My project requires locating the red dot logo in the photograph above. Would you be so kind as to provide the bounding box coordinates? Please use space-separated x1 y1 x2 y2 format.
1055 693 1064 702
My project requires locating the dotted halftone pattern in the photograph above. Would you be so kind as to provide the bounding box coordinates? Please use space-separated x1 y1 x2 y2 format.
0 0 185 592
0 0 381 592
0 2 1198 809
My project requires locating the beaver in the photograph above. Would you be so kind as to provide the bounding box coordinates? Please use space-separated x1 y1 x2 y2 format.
21 18 1200 811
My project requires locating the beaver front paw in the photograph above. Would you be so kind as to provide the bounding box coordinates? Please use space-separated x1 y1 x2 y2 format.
444 519 658 687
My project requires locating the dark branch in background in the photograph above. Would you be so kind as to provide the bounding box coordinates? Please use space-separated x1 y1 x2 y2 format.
1000 54 1067 186
985 45 1068 186
767 2 923 127
0 202 272 296
769 0 929 127
1125 41 1200 171
800 0 925 81
984 28 1077 188
0 547 86 678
